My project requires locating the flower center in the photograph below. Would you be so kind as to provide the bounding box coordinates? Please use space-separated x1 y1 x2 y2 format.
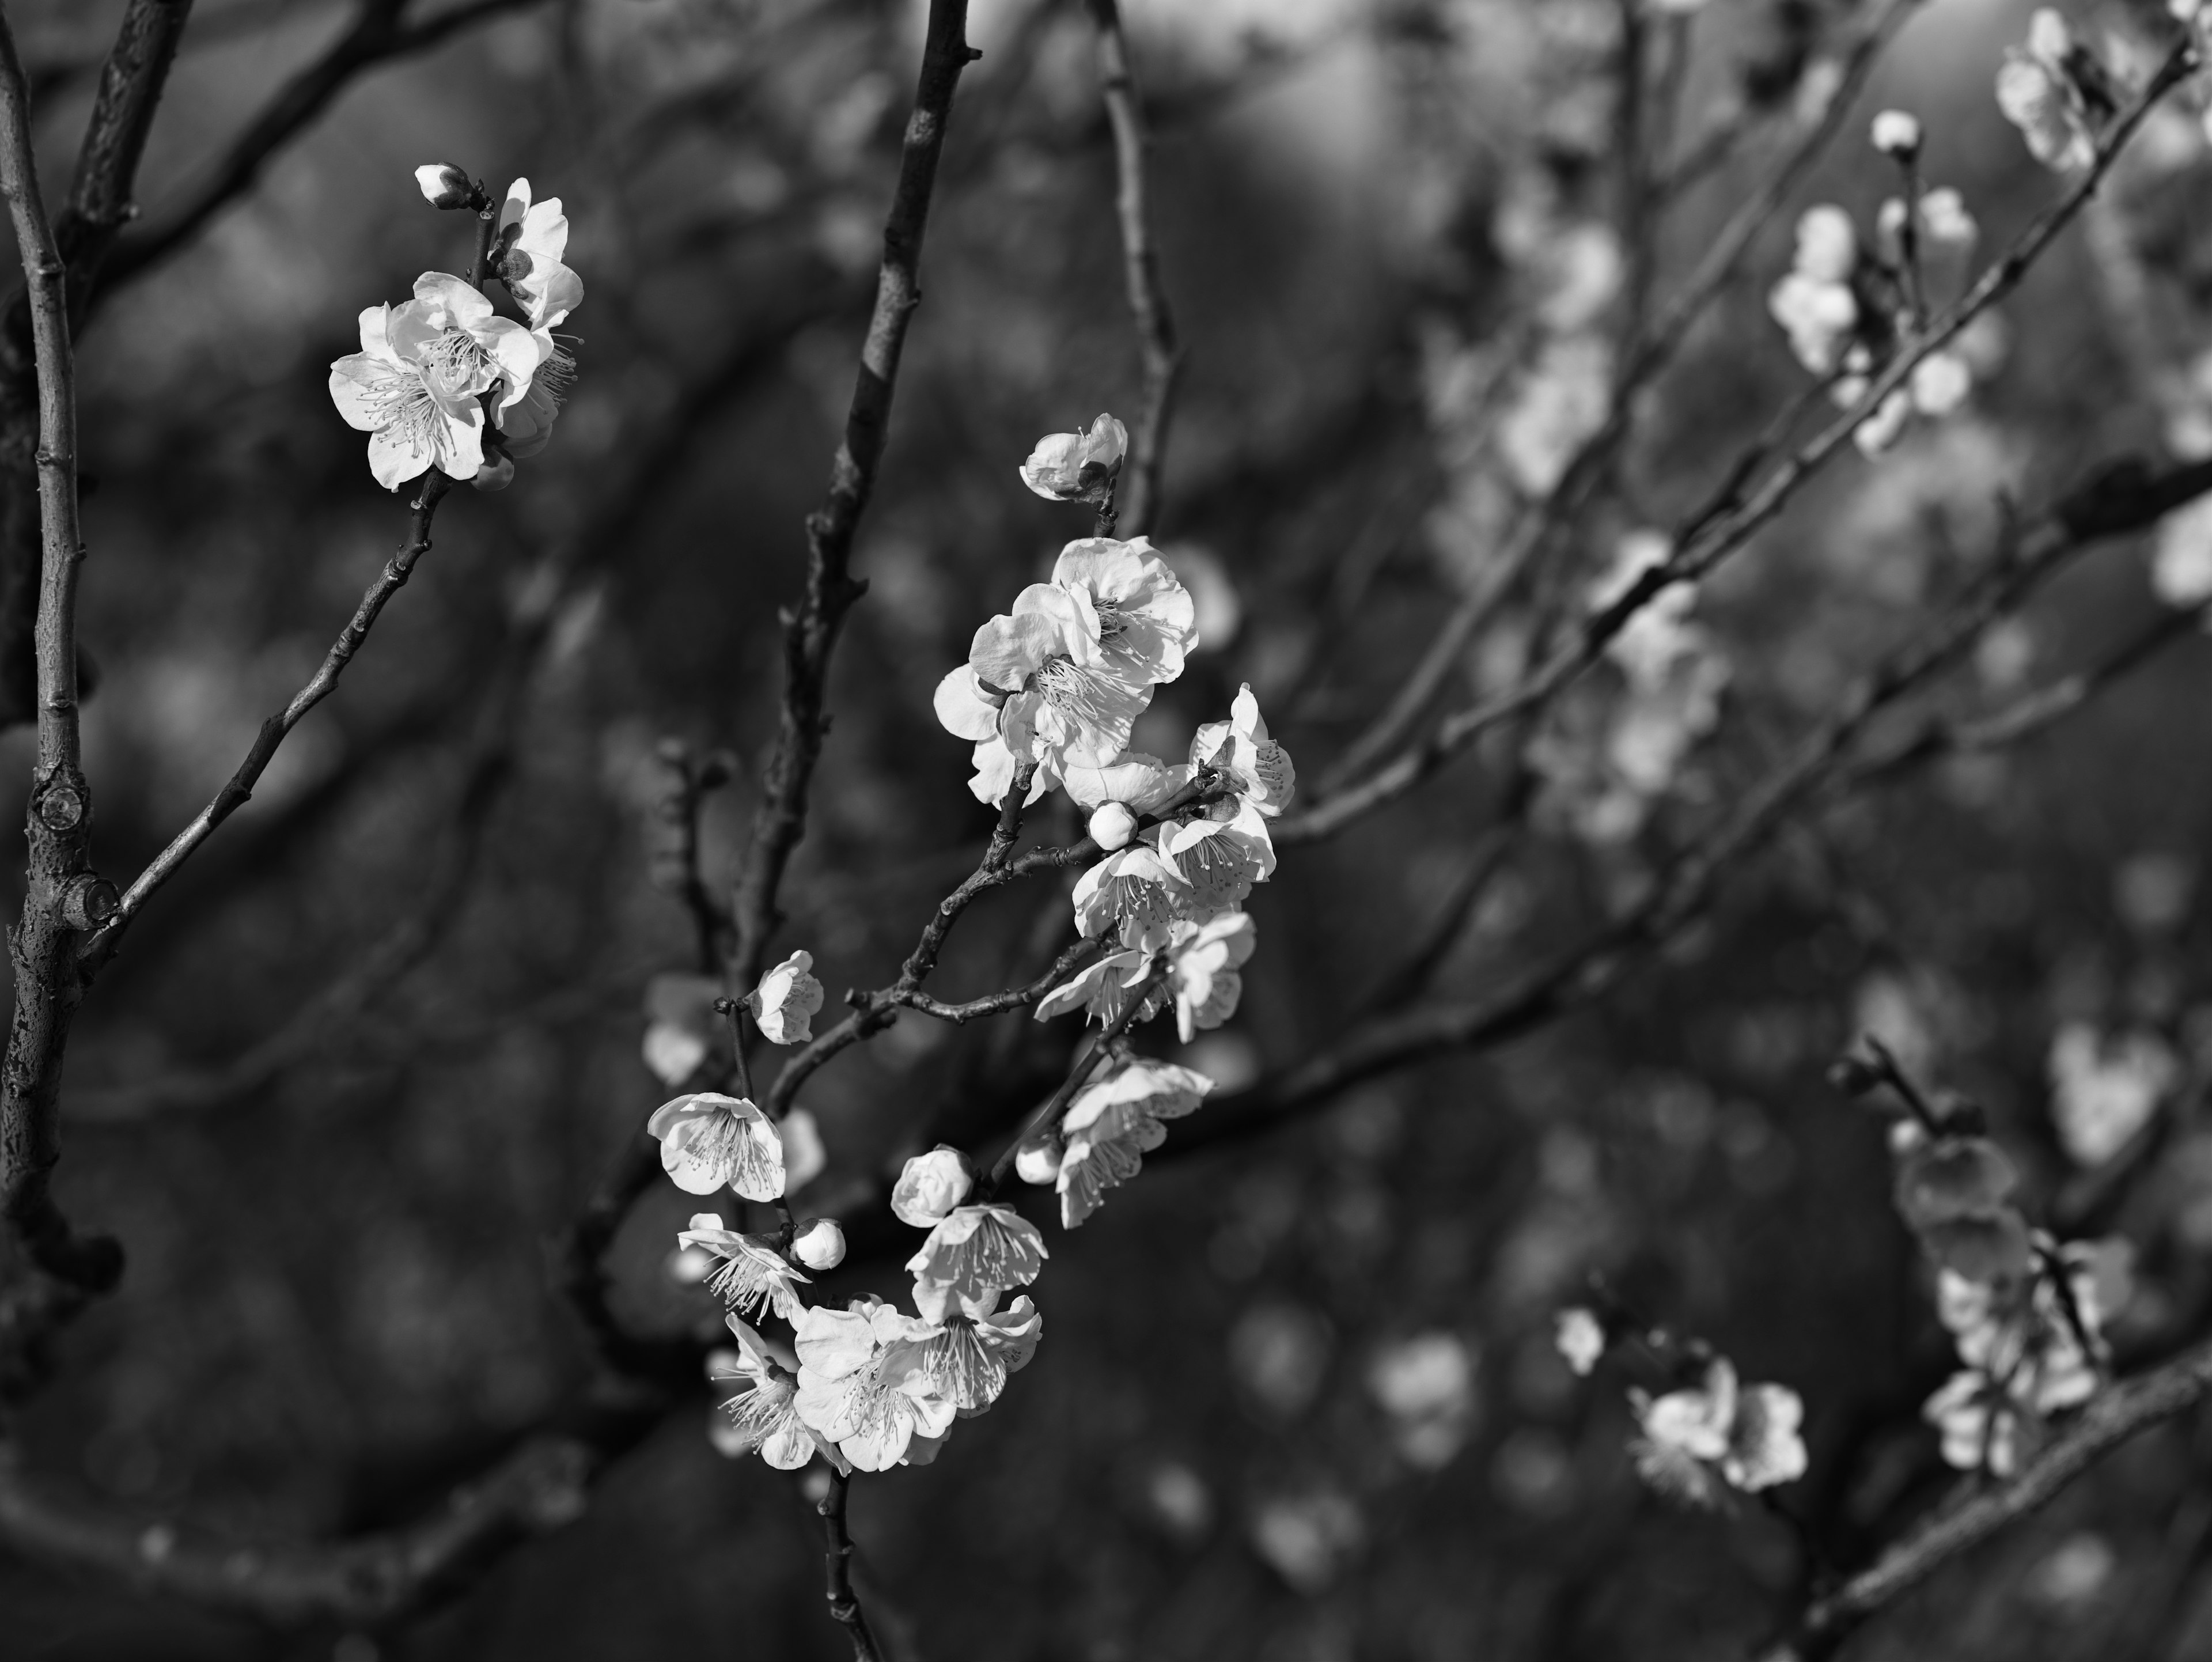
420 326 493 397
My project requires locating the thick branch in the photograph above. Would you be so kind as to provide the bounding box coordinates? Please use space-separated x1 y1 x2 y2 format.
818 1470 884 1662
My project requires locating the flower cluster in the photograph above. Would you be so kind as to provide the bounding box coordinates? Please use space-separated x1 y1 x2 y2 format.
329 172 582 490
1997 9 2118 174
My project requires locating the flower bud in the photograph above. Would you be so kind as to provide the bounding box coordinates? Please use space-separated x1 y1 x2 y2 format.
891 1145 973 1228
415 164 475 210
1014 1131 1063 1186
472 453 514 491
1089 801 1138 851
791 1217 846 1270
1870 109 1922 159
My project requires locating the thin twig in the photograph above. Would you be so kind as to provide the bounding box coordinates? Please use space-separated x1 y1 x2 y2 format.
818 1470 885 1662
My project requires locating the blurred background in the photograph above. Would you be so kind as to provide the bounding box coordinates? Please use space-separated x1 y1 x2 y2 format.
7 0 2212 1656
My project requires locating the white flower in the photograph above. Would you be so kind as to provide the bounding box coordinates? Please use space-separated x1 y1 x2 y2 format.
1853 388 1913 458
906 1204 1048 1324
1014 1131 1063 1186
1910 352 1973 419
676 1213 809 1322
1919 187 1978 248
647 1092 785 1200
1072 844 1187 954
2049 1025 2175 1167
1498 334 1612 497
1033 947 1160 1026
792 1297 956 1471
1063 752 1191 819
1767 272 1858 375
1190 684 1296 816
1628 1358 1808 1506
942 587 1148 774
640 970 721 1086
493 178 584 330
1050 536 1200 688
713 1316 839 1471
1367 1332 1476 1470
1590 530 1703 688
1165 910 1257 1043
1925 1369 2018 1474
1997 12 2098 173
1020 414 1126 502
1793 205 1858 285
960 732 1054 808
414 163 472 209
328 273 540 490
748 949 825 1045
1554 1307 1606 1376
782 1107 828 1192
1153 799 1277 915
2153 495 2212 607
1056 1058 1211 1227
908 1292 1043 1414
890 1146 974 1229
1870 109 1922 157
792 1217 846 1270
491 329 573 462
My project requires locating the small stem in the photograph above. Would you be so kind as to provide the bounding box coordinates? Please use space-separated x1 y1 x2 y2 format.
716 997 755 1103
817 1470 885 1662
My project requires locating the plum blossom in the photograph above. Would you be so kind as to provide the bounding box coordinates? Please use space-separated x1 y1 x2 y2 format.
1154 799 1277 914
1052 537 1199 688
494 178 584 330
1918 188 1978 249
1014 1131 1063 1186
1072 844 1187 954
890 1146 974 1228
1870 109 1922 157
1554 1307 1606 1377
676 1213 809 1322
1033 947 1160 1025
1925 1369 2020 1474
713 1316 838 1470
647 1092 784 1200
792 1297 956 1471
906 1204 1047 1324
328 273 541 489
2048 1024 2176 1167
937 588 1146 778
1020 414 1126 503
748 949 825 1044
1997 10 2103 173
1768 206 1858 376
1191 684 1296 816
910 1292 1043 1414
1165 910 1256 1043
640 970 720 1085
792 1217 846 1270
1628 1357 1807 1507
1056 1058 1211 1227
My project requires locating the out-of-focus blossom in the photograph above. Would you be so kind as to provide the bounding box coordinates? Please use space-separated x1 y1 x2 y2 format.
1871 109 1922 157
1925 1369 2018 1474
791 1217 846 1270
906 1203 1047 1323
1795 205 1858 285
1554 1307 1606 1376
792 1297 955 1471
1249 1490 1365 1594
1190 684 1296 816
2153 494 2212 607
1997 10 2101 173
1920 187 1979 248
890 1146 974 1228
641 971 721 1086
1910 352 1974 418
2048 1024 2176 1166
748 949 824 1044
1368 1331 1478 1469
1770 273 1858 375
713 1316 836 1470
909 1292 1042 1413
1629 1357 1807 1506
677 1213 809 1322
494 178 585 330
1854 388 1914 457
1165 910 1257 1043
1056 1058 1211 1226
647 1092 784 1200
1498 335 1612 497
1020 414 1126 503
782 1107 828 1192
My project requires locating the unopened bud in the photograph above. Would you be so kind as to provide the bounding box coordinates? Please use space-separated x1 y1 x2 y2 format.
1089 801 1138 851
472 454 514 491
1870 109 1921 159
415 164 474 210
791 1217 846 1270
1014 1131 1063 1186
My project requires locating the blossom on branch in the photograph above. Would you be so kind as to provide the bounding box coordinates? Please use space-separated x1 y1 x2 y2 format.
1191 684 1296 816
748 949 825 1044
494 177 585 330
1997 10 2108 173
1154 799 1277 914
647 1092 785 1200
793 1297 957 1471
1165 910 1256 1043
910 1292 1042 1414
712 1316 839 1471
792 1217 846 1270
1033 948 1160 1026
1073 844 1187 954
1020 414 1126 503
891 1146 975 1228
1628 1357 1807 1508
1055 1058 1211 1227
906 1203 1047 1323
676 1212 809 1322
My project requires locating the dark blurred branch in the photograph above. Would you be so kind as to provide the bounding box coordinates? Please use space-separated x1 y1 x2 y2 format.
647 740 734 975
1758 1335 2212 1662
98 0 550 293
726 0 977 990
1085 0 1179 538
86 474 454 972
1284 36 2193 847
0 3 118 1295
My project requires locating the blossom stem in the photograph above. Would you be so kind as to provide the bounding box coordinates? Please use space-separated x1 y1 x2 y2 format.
718 997 756 1103
817 1470 885 1662
469 186 499 289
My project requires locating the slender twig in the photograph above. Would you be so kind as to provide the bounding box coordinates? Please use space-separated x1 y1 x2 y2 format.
647 741 733 974
0 4 118 1292
818 1470 885 1662
1085 0 1179 537
727 0 978 991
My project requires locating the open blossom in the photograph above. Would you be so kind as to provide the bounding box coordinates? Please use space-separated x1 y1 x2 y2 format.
647 1092 785 1200
1056 1058 1211 1227
748 949 824 1044
1997 10 2102 173
1191 685 1296 816
1073 845 1187 954
907 1203 1048 1323
891 1146 974 1228
1034 947 1159 1026
910 1292 1042 1414
328 273 540 489
1629 1357 1807 1507
713 1316 838 1471
1020 414 1126 502
937 587 1147 777
677 1213 809 1322
494 178 584 330
1165 910 1256 1043
793 1297 957 1471
1051 537 1198 688
1155 798 1277 914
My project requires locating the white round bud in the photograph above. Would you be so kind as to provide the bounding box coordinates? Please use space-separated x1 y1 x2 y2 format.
1870 109 1922 158
791 1217 846 1270
414 163 474 210
1014 1133 1063 1186
1089 801 1138 851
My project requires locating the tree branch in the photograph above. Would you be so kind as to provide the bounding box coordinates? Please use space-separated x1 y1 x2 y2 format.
817 1470 885 1662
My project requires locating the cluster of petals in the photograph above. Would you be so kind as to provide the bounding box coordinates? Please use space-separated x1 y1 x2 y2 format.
1191 684 1297 817
890 1146 975 1229
1628 1357 1808 1508
648 1092 785 1200
1165 910 1256 1042
679 1213 808 1322
935 537 1197 802
1020 414 1126 503
713 1316 838 1471
1996 9 2105 173
906 1203 1047 1323
1050 1058 1211 1228
910 1292 1042 1415
793 1297 959 1471
749 949 825 1044
1768 206 1860 377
